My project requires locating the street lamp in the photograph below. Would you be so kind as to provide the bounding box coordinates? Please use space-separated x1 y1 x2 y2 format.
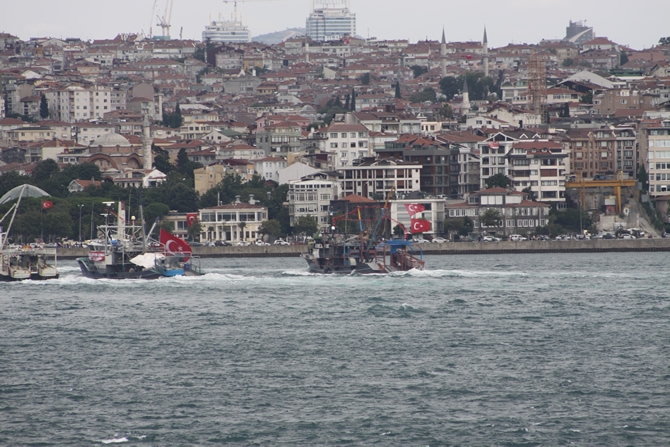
78 204 84 245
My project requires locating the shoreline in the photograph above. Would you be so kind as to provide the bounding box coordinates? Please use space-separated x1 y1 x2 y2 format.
56 238 670 259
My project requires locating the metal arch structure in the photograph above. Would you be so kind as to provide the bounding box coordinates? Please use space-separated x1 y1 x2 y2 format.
565 172 636 213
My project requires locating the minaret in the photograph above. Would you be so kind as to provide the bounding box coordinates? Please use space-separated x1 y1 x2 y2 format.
142 114 153 171
440 28 447 78
482 27 489 78
462 78 471 115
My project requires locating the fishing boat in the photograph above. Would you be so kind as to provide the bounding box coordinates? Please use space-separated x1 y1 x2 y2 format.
302 236 424 274
77 202 202 279
0 185 59 281
301 194 425 274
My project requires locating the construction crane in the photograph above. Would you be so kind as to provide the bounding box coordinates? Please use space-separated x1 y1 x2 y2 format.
155 0 174 40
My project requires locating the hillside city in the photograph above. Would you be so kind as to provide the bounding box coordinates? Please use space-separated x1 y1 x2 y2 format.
2 11 670 245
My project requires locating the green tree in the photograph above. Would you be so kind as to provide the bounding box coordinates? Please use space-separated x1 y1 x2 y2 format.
187 220 202 241
143 202 170 225
294 215 318 235
443 217 474 238
522 187 537 201
409 87 437 103
410 65 428 78
258 219 282 238
637 165 649 193
39 94 49 119
350 88 356 111
659 36 670 45
436 103 453 119
395 82 402 99
32 159 60 184
562 58 575 67
153 145 173 174
360 72 371 85
485 173 512 189
440 73 495 101
481 208 503 227
619 52 629 66
580 92 593 104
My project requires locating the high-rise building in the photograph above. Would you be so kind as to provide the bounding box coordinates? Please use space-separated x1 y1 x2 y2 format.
306 0 356 42
202 13 251 43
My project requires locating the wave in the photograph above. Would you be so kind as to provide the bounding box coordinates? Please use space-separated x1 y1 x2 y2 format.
100 437 128 444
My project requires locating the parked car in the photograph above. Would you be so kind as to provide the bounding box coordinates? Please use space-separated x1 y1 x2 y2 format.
432 237 447 243
273 239 290 246
620 233 636 239
482 236 500 242
508 234 527 242
214 240 231 246
412 238 431 244
255 240 270 246
236 241 251 246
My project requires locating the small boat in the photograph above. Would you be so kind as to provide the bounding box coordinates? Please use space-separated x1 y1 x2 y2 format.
302 237 425 274
0 185 59 281
302 195 425 274
77 202 202 279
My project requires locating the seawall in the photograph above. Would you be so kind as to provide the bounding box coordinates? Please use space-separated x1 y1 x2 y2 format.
57 238 670 259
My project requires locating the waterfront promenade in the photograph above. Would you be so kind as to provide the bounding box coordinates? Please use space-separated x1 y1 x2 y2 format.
57 238 670 259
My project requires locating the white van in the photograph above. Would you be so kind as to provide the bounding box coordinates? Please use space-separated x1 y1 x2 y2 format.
509 234 527 242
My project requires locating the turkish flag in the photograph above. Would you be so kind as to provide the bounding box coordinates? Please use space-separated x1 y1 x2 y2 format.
186 213 198 226
42 200 53 210
410 218 431 234
160 229 192 261
404 203 425 217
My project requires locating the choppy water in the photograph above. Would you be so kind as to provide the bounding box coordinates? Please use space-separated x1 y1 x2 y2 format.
1 253 669 446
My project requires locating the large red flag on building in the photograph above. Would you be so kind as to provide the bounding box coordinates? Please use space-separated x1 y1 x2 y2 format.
186 213 199 226
410 218 431 234
404 203 425 217
160 229 192 261
41 200 53 210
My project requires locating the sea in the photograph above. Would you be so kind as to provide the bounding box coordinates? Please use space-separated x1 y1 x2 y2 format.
1 253 668 446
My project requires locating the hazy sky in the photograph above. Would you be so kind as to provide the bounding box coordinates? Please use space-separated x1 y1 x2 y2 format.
2 0 668 50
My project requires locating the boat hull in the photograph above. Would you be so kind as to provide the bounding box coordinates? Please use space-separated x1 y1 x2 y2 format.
77 257 161 280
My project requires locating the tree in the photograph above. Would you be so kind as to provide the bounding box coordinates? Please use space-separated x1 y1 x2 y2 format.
637 165 649 193
187 221 202 241
580 92 593 104
410 65 428 78
294 215 318 236
143 202 170 225
258 219 282 238
436 103 453 119
659 37 670 46
562 58 575 67
439 73 496 101
395 82 402 99
522 187 537 202
153 145 173 174
619 52 629 66
485 173 512 189
344 93 350 110
360 72 371 85
443 217 473 238
350 88 356 111
32 159 60 184
409 87 437 104
39 94 49 119
481 209 503 227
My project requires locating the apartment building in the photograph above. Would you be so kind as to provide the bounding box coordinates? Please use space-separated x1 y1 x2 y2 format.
338 158 422 200
318 122 370 167
198 200 268 243
640 119 670 196
45 85 114 122
287 174 340 230
508 141 569 203
566 128 616 179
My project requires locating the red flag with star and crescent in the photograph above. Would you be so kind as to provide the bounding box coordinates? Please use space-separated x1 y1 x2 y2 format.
410 218 431 234
160 229 192 261
404 203 425 217
186 213 198 226
42 200 53 210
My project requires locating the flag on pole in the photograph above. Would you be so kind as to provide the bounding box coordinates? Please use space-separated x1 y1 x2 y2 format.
186 213 199 226
42 200 53 210
160 229 192 261
404 203 425 217
410 218 431 234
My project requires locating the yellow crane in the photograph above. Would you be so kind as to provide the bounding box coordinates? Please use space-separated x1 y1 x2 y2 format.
565 172 636 213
